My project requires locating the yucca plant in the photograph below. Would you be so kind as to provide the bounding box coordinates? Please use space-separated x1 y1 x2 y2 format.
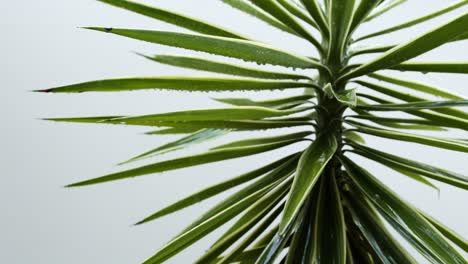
38 0 468 263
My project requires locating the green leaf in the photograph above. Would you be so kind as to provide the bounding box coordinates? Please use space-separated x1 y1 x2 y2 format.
339 13 468 81
328 0 357 60
214 94 314 108
344 190 417 263
178 155 299 234
341 156 466 264
299 0 330 36
358 0 468 41
347 120 468 153
347 114 448 130
349 0 381 34
248 0 322 50
347 142 468 189
220 0 299 35
356 93 468 131
211 131 312 150
312 172 346 264
48 116 312 130
140 54 311 80
217 207 282 264
356 100 468 111
144 127 202 135
279 133 337 234
324 83 357 106
284 187 319 264
343 130 365 144
418 210 468 252
276 0 318 28
368 73 465 100
106 106 313 125
97 0 246 39
38 77 312 93
195 180 290 263
142 180 276 264
349 44 395 57
355 80 468 120
66 139 304 187
82 27 324 69
390 62 468 74
135 154 297 225
121 129 228 165
363 0 407 22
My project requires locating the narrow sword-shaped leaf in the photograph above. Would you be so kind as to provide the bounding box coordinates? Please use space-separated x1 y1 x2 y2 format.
47 117 312 130
137 154 294 224
82 28 324 69
349 44 396 57
214 94 314 107
38 77 311 93
357 0 468 41
312 172 346 264
218 206 282 264
347 120 468 153
347 142 468 189
328 0 357 60
355 100 468 111
276 0 318 28
144 127 201 135
97 0 247 39
107 106 313 124
195 181 290 263
349 0 381 35
418 210 468 251
121 129 228 164
248 0 322 51
142 181 276 264
363 0 407 22
390 62 468 74
346 114 448 130
339 13 468 82
219 0 299 35
355 80 468 120
162 154 299 232
135 154 297 225
279 132 337 234
140 54 311 80
211 131 312 150
344 190 417 264
356 93 468 130
341 156 466 264
300 0 330 36
66 139 304 187
368 73 465 100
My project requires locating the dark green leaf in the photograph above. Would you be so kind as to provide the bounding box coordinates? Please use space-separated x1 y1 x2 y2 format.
82 28 323 69
211 131 312 150
390 62 468 74
347 142 468 189
140 54 311 80
363 0 407 22
355 100 468 111
347 120 468 153
299 0 329 36
135 154 296 225
358 0 468 41
121 129 228 164
339 13 468 81
341 156 466 264
368 73 465 100
312 172 346 264
97 0 246 39
328 0 357 60
38 77 312 93
279 133 337 234
66 139 304 187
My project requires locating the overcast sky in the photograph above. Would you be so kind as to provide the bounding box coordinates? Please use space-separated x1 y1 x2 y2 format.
1 1 467 263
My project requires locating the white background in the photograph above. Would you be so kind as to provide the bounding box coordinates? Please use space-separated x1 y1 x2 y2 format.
1 1 467 263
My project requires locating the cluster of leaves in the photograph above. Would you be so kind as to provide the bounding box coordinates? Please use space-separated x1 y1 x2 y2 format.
39 0 468 263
